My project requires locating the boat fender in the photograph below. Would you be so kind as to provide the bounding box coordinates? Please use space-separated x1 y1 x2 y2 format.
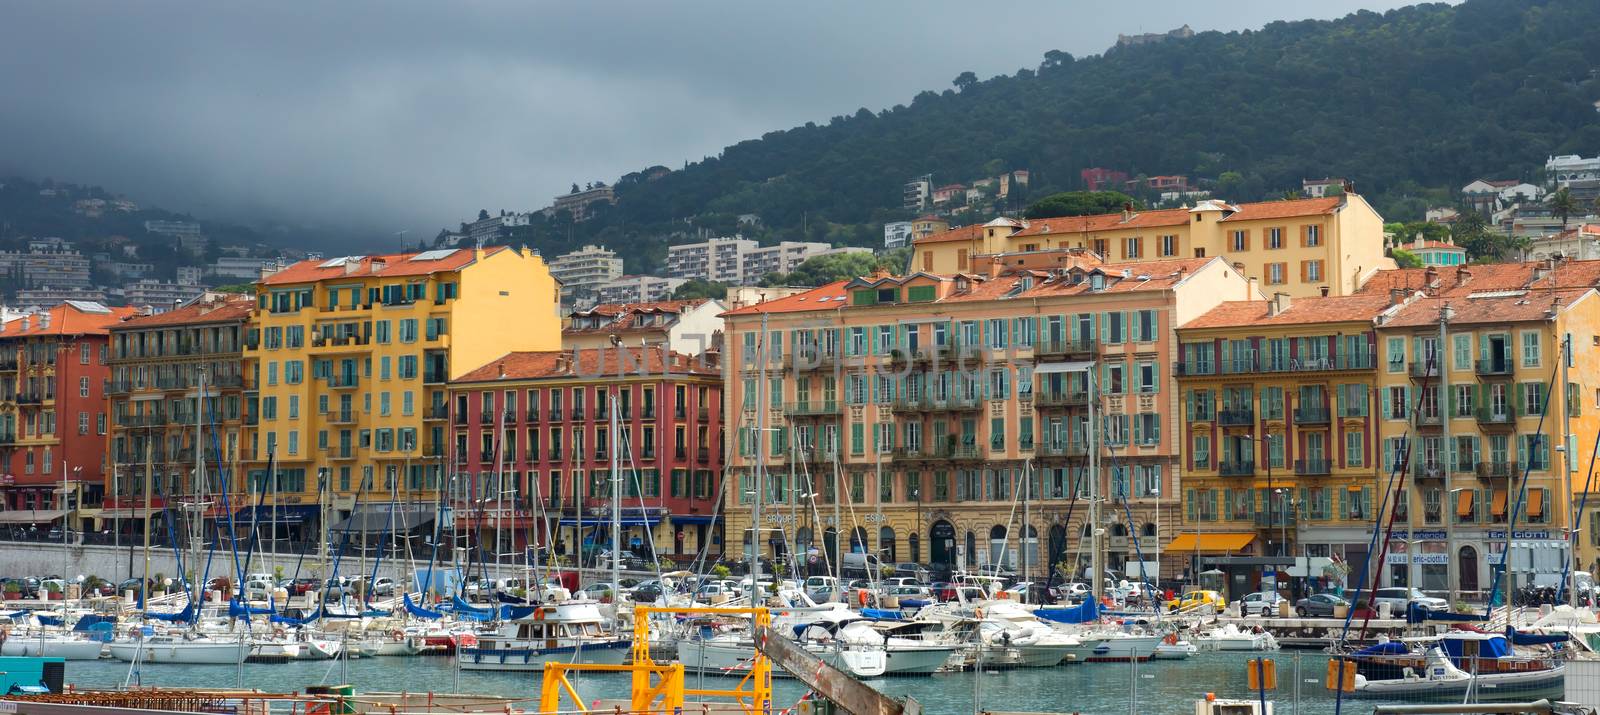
974 608 984 619
390 629 404 639
533 609 545 621
274 627 287 637
858 590 869 607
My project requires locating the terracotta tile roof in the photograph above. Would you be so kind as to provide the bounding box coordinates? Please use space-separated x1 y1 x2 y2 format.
0 302 140 338
1217 197 1341 222
113 294 253 330
1181 293 1400 330
260 247 504 286
453 347 717 383
1384 288 1594 328
571 299 706 318
1357 260 1600 298
722 280 851 316
910 223 986 245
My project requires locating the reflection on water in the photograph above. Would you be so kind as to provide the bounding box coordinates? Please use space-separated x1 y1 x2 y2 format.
65 652 1437 715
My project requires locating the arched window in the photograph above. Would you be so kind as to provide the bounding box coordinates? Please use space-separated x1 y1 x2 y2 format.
1021 525 1039 569
823 528 838 563
1141 523 1158 537
850 526 868 553
989 525 1009 568
880 526 897 563
964 531 977 568
1111 523 1129 537
908 533 921 564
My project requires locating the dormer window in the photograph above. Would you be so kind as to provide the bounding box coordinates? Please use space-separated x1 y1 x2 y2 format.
1090 274 1105 291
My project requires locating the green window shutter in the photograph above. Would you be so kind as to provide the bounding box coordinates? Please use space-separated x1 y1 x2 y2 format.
1223 488 1232 517
1334 489 1344 520
1212 491 1222 522
1298 488 1309 518
1185 490 1196 521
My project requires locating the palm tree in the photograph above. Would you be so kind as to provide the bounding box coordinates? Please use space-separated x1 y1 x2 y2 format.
1548 187 1578 230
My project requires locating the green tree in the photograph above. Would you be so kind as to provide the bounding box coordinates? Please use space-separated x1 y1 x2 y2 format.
212 283 253 294
671 279 728 301
1024 191 1139 219
952 71 978 92
1548 187 1577 230
1390 248 1423 269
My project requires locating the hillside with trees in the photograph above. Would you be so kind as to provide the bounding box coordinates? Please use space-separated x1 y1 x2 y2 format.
488 0 1599 273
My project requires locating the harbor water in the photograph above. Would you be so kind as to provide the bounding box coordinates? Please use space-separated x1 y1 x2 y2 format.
64 651 1430 715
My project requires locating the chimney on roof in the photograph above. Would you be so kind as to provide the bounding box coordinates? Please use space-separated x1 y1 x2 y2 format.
1320 286 1330 297
555 353 569 373
1389 288 1406 306
1424 265 1439 289
1268 292 1291 317
38 312 50 330
1246 276 1259 299
497 362 505 379
1121 202 1134 221
1455 266 1473 288
988 255 1006 278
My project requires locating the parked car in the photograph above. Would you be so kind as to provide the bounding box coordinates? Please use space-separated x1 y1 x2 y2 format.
1239 590 1289 616
1295 593 1350 617
1371 587 1448 614
280 577 321 595
630 581 666 602
928 582 957 601
881 577 923 590
883 585 932 601
243 579 276 601
579 582 620 600
890 563 929 582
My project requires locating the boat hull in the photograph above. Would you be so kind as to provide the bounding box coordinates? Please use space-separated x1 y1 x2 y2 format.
881 645 959 675
456 639 630 671
1 637 105 660
108 640 245 664
1083 635 1161 662
1354 665 1565 700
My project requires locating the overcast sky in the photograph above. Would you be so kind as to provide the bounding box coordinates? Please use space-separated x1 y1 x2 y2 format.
0 1 1424 245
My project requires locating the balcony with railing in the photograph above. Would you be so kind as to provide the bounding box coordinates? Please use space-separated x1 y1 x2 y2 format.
1416 410 1443 427
1412 461 1446 480
1036 440 1088 458
1407 359 1441 380
1218 461 1255 477
1475 359 1514 378
950 443 980 459
1475 404 1519 428
1218 409 1255 427
1294 458 1332 476
328 374 360 389
785 400 839 417
1034 337 1096 358
1476 461 1516 481
327 410 358 425
1293 407 1331 425
1034 390 1089 408
1254 509 1298 527
425 405 449 421
310 334 370 350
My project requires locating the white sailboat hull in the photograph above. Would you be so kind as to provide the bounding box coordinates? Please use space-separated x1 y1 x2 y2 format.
456 638 630 671
109 639 245 664
881 644 959 675
1082 635 1161 662
1 636 105 660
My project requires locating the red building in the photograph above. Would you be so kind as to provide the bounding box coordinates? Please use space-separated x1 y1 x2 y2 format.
1081 167 1129 192
0 301 139 528
446 347 723 564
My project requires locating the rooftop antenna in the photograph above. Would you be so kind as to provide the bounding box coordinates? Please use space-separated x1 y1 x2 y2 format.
394 229 409 251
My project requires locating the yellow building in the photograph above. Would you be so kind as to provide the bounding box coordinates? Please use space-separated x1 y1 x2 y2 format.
1176 290 1403 598
1374 287 1599 601
242 247 560 527
914 195 1392 298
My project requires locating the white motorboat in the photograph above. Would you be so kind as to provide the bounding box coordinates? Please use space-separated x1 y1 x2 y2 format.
1076 632 1163 662
1350 647 1565 700
294 634 342 660
1153 634 1197 660
357 631 426 656
1195 623 1278 651
108 633 246 664
794 619 957 676
456 602 630 671
247 639 302 662
0 631 106 660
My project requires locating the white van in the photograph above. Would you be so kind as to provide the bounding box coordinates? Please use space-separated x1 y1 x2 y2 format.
840 552 882 577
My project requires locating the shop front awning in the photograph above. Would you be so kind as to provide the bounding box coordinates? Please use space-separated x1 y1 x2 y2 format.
95 509 163 520
233 505 320 525
1165 532 1255 553
331 506 436 533
0 509 66 524
670 514 720 525
557 516 662 528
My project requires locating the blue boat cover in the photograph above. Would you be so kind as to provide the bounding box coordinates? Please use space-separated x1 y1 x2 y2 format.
500 605 538 620
269 608 321 626
146 604 195 623
228 600 276 617
1356 639 1408 659
861 608 904 620
34 614 63 627
1510 630 1568 646
74 613 117 631
1036 598 1099 624
451 596 495 616
496 592 531 605
1440 634 1511 660
1408 604 1487 623
404 593 444 620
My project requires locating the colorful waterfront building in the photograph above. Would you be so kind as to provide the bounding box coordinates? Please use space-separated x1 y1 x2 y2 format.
720 257 1257 581
445 347 724 563
0 301 139 530
241 247 560 532
103 293 252 539
913 195 1391 298
1175 290 1404 596
1373 287 1599 600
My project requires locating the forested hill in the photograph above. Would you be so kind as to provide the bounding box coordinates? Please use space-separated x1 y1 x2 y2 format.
496 0 1600 271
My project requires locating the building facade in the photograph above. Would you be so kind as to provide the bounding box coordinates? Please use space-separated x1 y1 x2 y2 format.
565 299 725 356
548 245 625 302
104 293 252 537
913 195 1392 298
241 247 561 522
0 301 138 527
446 348 724 562
1176 291 1400 597
595 275 685 305
720 257 1256 583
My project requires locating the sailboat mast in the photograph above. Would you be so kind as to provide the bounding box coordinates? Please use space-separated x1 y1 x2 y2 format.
1022 460 1030 605
192 368 207 616
750 313 767 602
143 440 153 603
610 391 622 597
1088 365 1103 605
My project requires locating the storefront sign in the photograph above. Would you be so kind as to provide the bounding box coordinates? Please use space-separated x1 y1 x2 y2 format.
1386 553 1451 565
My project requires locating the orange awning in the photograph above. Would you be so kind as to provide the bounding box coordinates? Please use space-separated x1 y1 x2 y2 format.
1456 489 1475 518
1166 532 1255 553
1491 490 1508 517
1529 489 1545 518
